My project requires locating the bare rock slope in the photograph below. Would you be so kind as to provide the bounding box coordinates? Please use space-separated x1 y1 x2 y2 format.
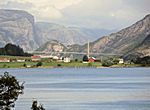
0 9 38 51
73 14 150 57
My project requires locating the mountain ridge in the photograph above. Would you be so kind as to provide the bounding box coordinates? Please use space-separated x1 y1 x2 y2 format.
0 9 149 58
67 14 150 57
0 9 114 51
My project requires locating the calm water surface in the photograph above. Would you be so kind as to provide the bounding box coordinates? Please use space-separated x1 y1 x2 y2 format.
0 68 150 110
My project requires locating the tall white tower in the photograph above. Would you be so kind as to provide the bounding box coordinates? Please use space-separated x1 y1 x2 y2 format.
87 40 90 58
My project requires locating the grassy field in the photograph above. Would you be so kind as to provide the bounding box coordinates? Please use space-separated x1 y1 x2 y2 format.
0 61 103 68
0 55 102 68
0 55 146 68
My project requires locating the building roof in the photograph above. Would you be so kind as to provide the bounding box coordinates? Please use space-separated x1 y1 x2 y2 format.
31 56 41 59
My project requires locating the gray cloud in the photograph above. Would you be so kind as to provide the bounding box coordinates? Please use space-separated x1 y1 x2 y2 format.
0 0 149 29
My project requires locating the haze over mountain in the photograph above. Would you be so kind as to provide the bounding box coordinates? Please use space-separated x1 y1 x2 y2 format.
35 22 113 46
65 14 150 57
0 9 113 51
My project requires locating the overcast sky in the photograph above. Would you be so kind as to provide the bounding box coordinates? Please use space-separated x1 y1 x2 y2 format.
0 0 150 30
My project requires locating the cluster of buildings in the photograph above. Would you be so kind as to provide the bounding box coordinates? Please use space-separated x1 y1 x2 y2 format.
0 54 124 64
31 55 71 63
0 55 71 63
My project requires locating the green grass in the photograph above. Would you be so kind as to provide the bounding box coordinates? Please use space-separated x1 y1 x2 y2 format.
0 55 147 68
0 61 102 68
0 61 146 68
42 61 102 67
0 62 36 68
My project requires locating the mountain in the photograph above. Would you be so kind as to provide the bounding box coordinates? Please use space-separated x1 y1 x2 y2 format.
35 22 113 46
0 9 114 51
133 34 150 56
0 9 38 51
70 14 150 56
0 9 149 56
125 34 150 59
36 40 66 52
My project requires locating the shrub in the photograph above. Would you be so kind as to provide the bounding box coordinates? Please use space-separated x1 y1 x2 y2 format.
75 59 78 62
57 64 62 67
23 63 27 67
102 60 114 67
36 62 43 67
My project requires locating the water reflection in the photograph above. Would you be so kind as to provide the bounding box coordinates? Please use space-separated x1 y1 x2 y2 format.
0 68 150 110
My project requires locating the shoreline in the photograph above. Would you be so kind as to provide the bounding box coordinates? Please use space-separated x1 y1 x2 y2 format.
0 65 150 69
0 61 149 69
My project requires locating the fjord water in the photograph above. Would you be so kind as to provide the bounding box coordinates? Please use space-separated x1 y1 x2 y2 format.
0 68 150 110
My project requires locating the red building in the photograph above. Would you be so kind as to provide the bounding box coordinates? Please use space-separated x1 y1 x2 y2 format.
88 57 96 63
31 56 41 62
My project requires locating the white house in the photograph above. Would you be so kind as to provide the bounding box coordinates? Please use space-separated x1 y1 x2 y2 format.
119 58 124 64
53 56 59 60
17 59 25 62
64 57 71 63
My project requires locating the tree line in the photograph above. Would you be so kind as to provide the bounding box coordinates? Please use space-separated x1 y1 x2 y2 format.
0 43 32 56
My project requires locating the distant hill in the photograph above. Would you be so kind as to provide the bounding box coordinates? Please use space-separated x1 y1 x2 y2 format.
68 14 150 58
0 9 113 51
35 22 113 46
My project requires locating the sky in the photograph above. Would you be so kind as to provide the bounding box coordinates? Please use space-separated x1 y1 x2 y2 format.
0 0 150 30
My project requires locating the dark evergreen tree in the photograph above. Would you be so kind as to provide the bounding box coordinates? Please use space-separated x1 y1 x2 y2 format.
82 55 88 62
0 43 32 56
134 56 150 65
36 62 43 67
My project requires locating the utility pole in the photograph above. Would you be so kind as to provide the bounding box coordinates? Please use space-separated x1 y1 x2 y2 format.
87 40 90 58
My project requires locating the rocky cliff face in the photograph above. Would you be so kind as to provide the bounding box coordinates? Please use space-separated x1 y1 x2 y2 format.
36 40 66 52
0 9 38 51
75 14 150 56
0 9 113 51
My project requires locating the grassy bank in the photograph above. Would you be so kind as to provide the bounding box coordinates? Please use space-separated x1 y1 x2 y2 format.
0 61 146 68
0 61 103 68
0 55 148 68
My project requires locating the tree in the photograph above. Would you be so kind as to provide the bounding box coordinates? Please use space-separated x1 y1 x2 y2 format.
101 57 119 67
31 100 45 110
134 56 150 66
0 72 24 110
75 59 78 62
0 43 32 56
36 62 43 67
83 55 88 62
